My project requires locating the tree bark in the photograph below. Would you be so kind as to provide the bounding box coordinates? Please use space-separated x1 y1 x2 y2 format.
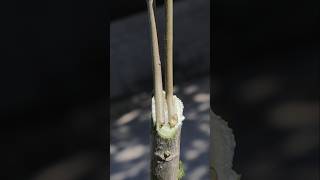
151 126 181 180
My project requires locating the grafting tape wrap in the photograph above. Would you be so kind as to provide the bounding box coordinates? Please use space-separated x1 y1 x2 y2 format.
151 92 185 138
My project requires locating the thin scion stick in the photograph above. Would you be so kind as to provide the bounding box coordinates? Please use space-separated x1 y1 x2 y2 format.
165 0 177 127
147 0 165 127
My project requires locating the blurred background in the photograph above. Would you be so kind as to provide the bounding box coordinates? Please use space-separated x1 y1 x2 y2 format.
0 0 107 179
212 0 319 180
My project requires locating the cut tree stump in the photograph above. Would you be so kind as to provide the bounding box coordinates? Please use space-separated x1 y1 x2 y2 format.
151 94 185 180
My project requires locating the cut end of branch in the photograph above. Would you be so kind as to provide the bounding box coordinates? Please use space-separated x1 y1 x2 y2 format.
168 113 178 127
152 92 185 138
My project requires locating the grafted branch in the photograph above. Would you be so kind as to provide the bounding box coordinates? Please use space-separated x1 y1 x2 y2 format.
165 0 177 127
147 0 165 128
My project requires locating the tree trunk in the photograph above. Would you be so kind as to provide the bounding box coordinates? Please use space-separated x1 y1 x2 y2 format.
151 126 181 180
150 94 185 180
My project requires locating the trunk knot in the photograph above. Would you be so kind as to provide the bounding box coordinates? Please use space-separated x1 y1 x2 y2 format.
164 151 171 158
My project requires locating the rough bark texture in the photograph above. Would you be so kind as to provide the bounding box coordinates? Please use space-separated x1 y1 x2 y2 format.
151 127 181 180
